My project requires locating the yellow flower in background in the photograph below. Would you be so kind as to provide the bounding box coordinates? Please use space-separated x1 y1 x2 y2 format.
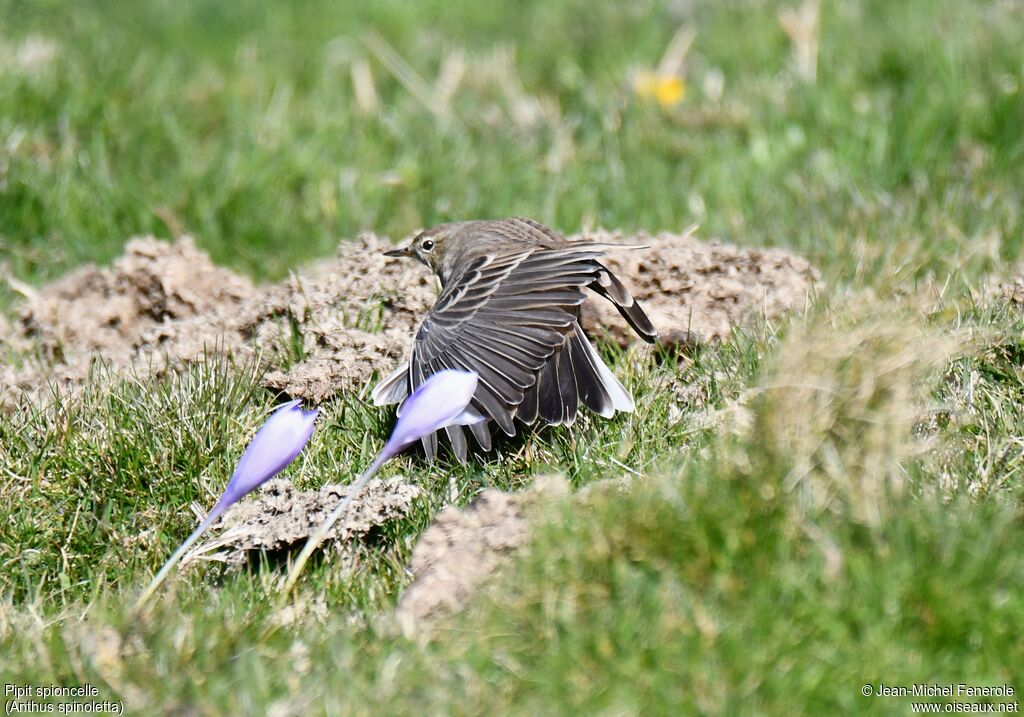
632 70 686 108
630 25 695 110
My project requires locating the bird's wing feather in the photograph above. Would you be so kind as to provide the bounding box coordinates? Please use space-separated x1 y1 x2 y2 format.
371 362 410 406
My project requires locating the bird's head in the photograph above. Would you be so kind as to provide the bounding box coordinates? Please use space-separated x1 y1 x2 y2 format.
383 223 461 282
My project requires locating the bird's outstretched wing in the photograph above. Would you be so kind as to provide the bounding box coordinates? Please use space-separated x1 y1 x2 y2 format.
378 244 611 461
474 217 658 342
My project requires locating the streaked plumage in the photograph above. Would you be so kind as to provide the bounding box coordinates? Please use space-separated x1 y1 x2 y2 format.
372 217 657 462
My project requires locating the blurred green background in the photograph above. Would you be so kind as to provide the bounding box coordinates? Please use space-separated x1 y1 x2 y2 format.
2 0 1020 297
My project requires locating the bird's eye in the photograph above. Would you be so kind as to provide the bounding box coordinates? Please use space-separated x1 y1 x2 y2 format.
421 238 435 252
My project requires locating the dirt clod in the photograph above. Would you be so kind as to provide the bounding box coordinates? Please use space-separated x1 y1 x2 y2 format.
261 327 410 403
2 236 255 405
396 475 568 629
194 477 421 565
396 490 528 624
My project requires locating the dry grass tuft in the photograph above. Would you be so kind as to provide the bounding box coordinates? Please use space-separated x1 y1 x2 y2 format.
751 300 963 525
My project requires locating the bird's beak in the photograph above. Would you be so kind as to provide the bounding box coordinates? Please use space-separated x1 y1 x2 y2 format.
383 245 411 258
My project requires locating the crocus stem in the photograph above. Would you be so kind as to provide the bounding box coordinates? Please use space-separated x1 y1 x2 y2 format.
282 451 390 595
134 500 228 611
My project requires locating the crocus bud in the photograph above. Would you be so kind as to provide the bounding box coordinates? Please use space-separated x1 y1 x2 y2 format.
215 399 319 513
285 370 481 591
383 370 483 459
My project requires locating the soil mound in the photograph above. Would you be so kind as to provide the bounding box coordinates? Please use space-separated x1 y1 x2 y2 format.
396 476 569 630
189 477 421 566
2 229 821 408
582 228 821 345
1 237 254 403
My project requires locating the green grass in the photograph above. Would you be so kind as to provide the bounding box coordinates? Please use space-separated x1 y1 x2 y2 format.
2 0 1024 713
2 0 1021 293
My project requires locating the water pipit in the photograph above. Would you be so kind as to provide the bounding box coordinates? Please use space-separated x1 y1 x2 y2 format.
373 217 657 461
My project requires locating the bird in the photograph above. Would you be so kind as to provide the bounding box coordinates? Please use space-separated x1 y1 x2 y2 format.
371 217 657 462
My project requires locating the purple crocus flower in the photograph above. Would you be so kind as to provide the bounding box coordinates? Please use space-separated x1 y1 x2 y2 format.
136 400 318 608
214 399 319 516
383 369 482 460
284 369 481 591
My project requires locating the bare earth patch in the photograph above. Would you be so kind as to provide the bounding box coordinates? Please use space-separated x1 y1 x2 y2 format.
1 237 256 405
395 490 530 626
997 275 1024 305
395 475 569 631
1 229 820 408
187 477 421 567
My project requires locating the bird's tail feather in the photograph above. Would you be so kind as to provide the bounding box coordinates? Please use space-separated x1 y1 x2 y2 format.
591 265 658 343
468 414 493 451
371 363 410 406
572 324 634 413
518 323 633 426
444 424 468 463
